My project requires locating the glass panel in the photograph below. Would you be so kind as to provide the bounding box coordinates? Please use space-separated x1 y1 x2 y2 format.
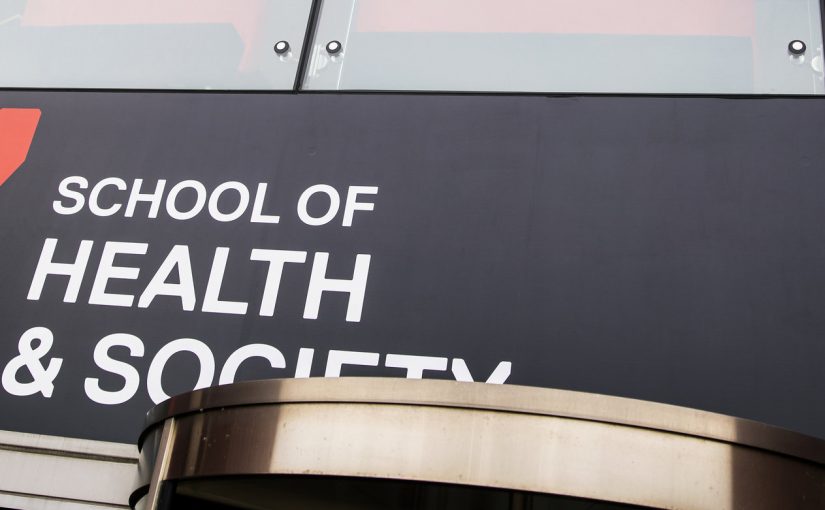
303 0 825 94
0 0 313 89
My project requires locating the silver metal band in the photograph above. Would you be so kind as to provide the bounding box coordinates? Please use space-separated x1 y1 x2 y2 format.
133 378 825 509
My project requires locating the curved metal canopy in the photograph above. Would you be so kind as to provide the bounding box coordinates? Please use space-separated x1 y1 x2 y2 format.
133 378 825 510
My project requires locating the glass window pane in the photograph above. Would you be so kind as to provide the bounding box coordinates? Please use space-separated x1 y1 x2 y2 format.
303 0 825 94
0 0 313 90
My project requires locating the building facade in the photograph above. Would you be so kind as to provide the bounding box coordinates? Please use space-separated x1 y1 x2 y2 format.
2 1 825 508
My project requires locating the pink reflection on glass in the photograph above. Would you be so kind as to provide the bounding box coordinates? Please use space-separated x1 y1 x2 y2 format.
356 0 755 37
20 0 267 69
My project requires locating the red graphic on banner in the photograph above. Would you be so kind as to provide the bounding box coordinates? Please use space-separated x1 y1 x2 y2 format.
0 109 42 187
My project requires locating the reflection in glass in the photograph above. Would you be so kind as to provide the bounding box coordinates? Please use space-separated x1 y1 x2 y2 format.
0 0 312 89
303 0 825 94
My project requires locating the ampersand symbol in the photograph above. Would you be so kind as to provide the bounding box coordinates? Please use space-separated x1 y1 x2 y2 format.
2 327 63 398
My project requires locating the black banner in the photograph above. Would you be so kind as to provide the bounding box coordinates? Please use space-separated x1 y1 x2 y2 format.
1 92 824 443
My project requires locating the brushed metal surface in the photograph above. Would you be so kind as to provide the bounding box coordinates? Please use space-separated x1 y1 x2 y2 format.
133 378 825 510
143 420 176 510
142 378 825 466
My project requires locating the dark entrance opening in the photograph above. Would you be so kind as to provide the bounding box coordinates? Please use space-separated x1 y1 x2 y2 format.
161 475 655 510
